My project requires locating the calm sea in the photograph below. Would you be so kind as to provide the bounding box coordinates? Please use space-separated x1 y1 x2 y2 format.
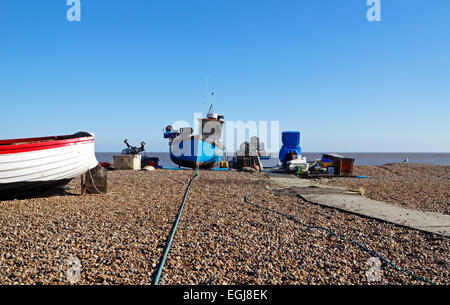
96 152 450 167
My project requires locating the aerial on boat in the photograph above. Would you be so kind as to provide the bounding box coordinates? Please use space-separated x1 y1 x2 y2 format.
0 132 98 200
164 95 225 169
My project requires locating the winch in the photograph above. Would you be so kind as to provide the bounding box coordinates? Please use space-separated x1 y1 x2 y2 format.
121 139 146 155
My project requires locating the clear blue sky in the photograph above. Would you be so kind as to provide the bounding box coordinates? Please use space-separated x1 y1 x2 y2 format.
1 0 449 152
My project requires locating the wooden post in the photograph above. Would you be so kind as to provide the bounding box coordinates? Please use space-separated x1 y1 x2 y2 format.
80 174 86 195
255 155 264 171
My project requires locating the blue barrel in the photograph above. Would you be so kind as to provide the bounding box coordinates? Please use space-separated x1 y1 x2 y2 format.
279 131 302 166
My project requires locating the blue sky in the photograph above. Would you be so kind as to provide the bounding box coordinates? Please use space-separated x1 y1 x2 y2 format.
1 0 449 152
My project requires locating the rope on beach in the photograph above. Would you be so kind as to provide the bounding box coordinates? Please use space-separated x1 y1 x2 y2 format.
244 182 437 285
153 169 200 285
87 169 108 194
86 169 121 195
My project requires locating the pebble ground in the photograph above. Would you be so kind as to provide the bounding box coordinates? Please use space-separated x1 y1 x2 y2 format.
0 169 448 285
321 163 450 215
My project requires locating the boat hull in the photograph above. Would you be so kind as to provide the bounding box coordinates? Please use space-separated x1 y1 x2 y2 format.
169 135 224 169
0 133 98 200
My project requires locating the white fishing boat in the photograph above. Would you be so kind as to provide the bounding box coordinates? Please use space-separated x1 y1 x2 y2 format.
0 132 98 199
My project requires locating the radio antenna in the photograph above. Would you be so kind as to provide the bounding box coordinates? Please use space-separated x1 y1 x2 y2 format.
208 91 215 114
202 73 210 116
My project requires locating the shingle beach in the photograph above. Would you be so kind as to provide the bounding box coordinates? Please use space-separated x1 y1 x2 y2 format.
0 168 448 285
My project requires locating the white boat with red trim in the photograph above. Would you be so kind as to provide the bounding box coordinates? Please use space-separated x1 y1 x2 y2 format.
0 132 98 200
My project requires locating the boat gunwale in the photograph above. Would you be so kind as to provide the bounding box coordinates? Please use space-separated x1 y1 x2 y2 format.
0 135 95 155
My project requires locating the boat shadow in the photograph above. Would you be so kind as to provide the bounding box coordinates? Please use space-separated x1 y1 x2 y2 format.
37 187 82 199
0 187 82 201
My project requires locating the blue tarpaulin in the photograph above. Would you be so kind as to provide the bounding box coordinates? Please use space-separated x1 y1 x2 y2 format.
279 131 302 166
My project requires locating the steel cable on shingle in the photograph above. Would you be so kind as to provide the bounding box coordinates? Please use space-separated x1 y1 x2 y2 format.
244 182 436 285
153 168 200 285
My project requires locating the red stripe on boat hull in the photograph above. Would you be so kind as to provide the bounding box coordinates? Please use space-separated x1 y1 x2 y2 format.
0 136 94 155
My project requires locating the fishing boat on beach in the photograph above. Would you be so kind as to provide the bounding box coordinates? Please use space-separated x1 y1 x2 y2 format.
0 132 98 199
164 102 225 169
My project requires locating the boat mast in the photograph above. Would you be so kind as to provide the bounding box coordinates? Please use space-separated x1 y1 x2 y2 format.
208 92 215 115
202 74 210 117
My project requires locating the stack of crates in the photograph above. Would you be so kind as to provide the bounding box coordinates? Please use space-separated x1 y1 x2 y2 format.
318 157 333 168
233 156 254 169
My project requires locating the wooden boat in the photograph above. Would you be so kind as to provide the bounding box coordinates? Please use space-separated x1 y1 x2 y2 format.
0 132 98 200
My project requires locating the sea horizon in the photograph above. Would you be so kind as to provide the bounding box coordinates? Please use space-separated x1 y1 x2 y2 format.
96 152 450 167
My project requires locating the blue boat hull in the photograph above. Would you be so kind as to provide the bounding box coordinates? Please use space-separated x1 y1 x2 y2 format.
169 136 224 169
